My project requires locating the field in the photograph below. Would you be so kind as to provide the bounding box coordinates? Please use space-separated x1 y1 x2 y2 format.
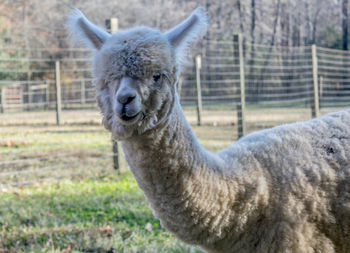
0 108 239 252
0 173 206 252
0 106 344 252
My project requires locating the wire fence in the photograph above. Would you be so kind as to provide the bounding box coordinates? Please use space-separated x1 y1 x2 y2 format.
1 40 349 125
1 36 350 186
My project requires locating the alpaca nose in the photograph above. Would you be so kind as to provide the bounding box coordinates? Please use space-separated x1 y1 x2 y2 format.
117 77 136 106
117 90 136 105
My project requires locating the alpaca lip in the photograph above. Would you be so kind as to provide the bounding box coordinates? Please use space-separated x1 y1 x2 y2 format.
119 112 141 124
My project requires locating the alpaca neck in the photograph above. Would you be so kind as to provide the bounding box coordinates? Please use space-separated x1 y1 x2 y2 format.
121 100 224 241
121 100 264 246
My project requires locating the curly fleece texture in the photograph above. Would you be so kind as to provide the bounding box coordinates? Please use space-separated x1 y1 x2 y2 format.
122 105 350 253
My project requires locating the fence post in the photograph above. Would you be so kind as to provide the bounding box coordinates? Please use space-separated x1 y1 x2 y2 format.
45 80 50 110
55 60 62 125
195 55 203 126
319 76 323 98
27 81 32 111
105 18 119 33
233 34 246 138
311 45 320 118
106 17 121 171
0 87 5 113
112 139 119 171
27 72 32 112
81 79 86 105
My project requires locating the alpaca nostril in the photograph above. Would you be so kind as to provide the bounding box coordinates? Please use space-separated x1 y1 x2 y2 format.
125 94 136 105
117 93 136 105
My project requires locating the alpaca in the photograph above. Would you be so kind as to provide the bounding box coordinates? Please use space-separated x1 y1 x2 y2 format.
67 8 350 253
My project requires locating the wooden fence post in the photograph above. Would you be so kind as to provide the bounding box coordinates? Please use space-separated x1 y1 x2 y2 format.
311 45 320 118
195 55 203 126
319 76 323 98
27 82 31 111
45 80 50 110
112 139 119 171
81 79 86 105
106 17 121 170
27 73 32 112
105 18 119 33
233 34 246 138
55 60 62 125
0 87 5 113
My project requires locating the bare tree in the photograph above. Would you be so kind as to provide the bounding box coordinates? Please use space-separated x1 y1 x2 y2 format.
343 0 348 50
250 0 256 44
235 0 245 35
0 0 348 53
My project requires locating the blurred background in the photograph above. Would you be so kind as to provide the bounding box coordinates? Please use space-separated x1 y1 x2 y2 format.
1 0 350 252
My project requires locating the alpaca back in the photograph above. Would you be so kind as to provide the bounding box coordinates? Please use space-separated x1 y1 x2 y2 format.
217 109 350 252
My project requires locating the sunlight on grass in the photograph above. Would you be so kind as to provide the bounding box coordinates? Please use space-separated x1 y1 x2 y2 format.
0 173 203 252
0 111 236 252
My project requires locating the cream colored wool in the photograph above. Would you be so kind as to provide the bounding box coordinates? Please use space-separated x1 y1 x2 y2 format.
67 7 350 253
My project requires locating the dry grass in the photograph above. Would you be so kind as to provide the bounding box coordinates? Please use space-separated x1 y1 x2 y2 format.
1 106 342 128
0 105 345 185
0 117 236 252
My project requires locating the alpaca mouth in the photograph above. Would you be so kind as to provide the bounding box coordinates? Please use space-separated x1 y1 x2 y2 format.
119 112 141 124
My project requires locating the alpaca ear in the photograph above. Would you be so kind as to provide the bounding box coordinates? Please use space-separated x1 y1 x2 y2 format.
164 7 208 64
66 8 110 50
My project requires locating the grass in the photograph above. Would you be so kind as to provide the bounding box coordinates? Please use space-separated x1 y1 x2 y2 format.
0 113 237 252
0 173 203 252
0 125 114 186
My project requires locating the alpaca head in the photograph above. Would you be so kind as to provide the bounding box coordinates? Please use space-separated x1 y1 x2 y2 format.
67 8 208 139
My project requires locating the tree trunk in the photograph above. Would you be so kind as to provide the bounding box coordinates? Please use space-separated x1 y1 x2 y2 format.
235 0 247 59
343 0 348 50
249 0 256 102
292 11 301 47
304 2 311 46
342 0 349 98
236 0 245 34
280 3 292 95
312 16 318 45
250 0 255 45
280 3 290 47
256 0 281 100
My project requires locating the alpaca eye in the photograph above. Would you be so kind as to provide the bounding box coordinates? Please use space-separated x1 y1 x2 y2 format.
153 73 162 83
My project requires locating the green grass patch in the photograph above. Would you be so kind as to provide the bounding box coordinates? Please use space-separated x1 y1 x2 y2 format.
0 173 203 252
